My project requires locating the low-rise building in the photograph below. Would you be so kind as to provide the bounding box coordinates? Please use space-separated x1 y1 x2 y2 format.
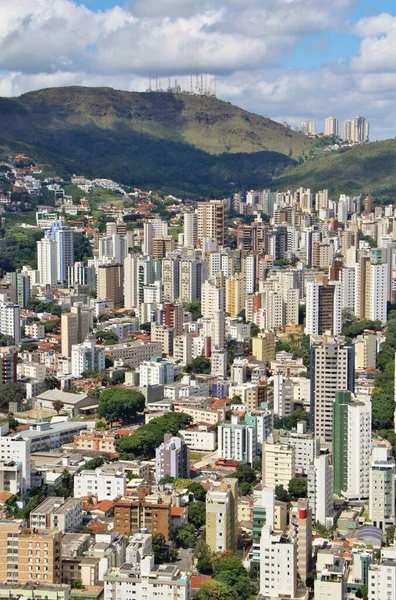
30 497 83 532
178 426 216 452
74 464 126 501
73 430 117 454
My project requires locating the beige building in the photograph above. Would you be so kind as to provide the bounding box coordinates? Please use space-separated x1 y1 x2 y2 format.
0 521 62 584
252 330 276 362
97 263 123 304
229 383 259 411
206 478 238 553
354 333 377 369
151 322 174 356
225 273 245 317
105 341 163 367
61 304 91 358
262 440 295 490
73 430 116 453
62 556 99 587
197 200 225 247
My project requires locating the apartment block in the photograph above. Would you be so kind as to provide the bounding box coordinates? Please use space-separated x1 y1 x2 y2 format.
113 493 172 540
206 478 238 553
30 497 83 532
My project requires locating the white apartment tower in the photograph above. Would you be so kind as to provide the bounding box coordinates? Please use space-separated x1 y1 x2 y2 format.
369 445 396 532
308 451 333 526
184 212 198 248
0 301 21 344
37 234 57 285
325 117 339 136
347 398 371 499
259 526 297 599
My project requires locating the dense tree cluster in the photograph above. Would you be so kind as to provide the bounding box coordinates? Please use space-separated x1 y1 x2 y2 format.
98 388 145 425
372 309 396 430
115 412 192 459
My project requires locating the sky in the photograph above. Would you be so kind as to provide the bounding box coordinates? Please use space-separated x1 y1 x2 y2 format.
1 0 396 139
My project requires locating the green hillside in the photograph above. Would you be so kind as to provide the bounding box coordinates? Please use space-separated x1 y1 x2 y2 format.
274 139 396 199
0 86 312 195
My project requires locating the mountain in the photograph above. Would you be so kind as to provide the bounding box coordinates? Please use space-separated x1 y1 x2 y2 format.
274 139 396 200
0 86 310 195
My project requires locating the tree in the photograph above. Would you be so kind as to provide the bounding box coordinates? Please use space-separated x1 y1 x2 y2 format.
239 482 254 496
98 388 145 425
159 475 175 484
83 457 105 470
152 532 168 564
288 477 307 500
175 524 196 548
197 557 213 575
45 376 60 391
250 323 260 337
185 356 210 374
188 501 206 528
196 581 238 600
0 382 25 409
110 371 125 385
275 484 290 503
233 464 257 484
52 399 64 415
185 302 202 321
140 322 152 333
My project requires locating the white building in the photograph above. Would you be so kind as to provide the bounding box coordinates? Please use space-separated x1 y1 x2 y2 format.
211 347 227 377
0 434 31 491
369 445 396 531
218 416 257 465
37 234 57 285
273 373 294 418
0 300 21 343
104 556 191 600
178 427 216 452
369 548 396 600
201 278 225 319
307 451 333 527
71 340 106 378
259 526 297 599
74 465 126 501
183 212 198 248
325 117 339 137
280 421 320 475
346 398 371 499
30 497 83 532
139 359 174 387
315 553 348 600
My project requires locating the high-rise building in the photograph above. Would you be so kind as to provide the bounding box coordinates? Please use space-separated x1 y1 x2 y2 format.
16 271 31 308
37 233 57 285
53 224 74 283
310 338 354 443
155 433 190 483
305 280 342 336
259 526 297 598
197 200 225 247
332 390 351 496
262 439 295 490
294 499 312 585
71 339 106 378
139 358 174 387
0 347 17 385
206 478 238 553
225 273 246 317
201 276 225 319
179 256 204 303
300 119 315 135
347 397 371 499
342 119 352 141
0 301 20 343
61 304 91 358
97 264 124 304
0 521 62 584
124 254 139 309
324 117 339 137
369 548 396 600
307 450 333 526
351 116 369 143
184 211 198 248
369 445 396 532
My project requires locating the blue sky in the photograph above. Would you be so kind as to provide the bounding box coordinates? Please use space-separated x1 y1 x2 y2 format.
1 0 396 139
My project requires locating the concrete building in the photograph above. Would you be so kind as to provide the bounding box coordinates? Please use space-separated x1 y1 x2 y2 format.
74 465 126 501
0 460 22 495
354 333 377 370
61 304 92 358
259 526 297 599
369 445 396 532
97 263 123 304
105 341 163 367
252 330 275 362
305 281 342 336
178 427 216 452
315 553 348 600
273 373 294 418
30 497 82 532
308 450 333 526
197 200 225 246
104 557 191 600
0 521 62 584
184 211 198 248
37 234 57 285
262 439 295 490
73 430 116 453
218 416 258 465
369 548 396 600
211 346 227 378
155 434 190 483
206 478 238 553
0 347 17 385
0 301 20 344
0 434 31 491
71 339 105 378
310 338 354 443
280 421 320 475
139 358 174 387
113 494 172 540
